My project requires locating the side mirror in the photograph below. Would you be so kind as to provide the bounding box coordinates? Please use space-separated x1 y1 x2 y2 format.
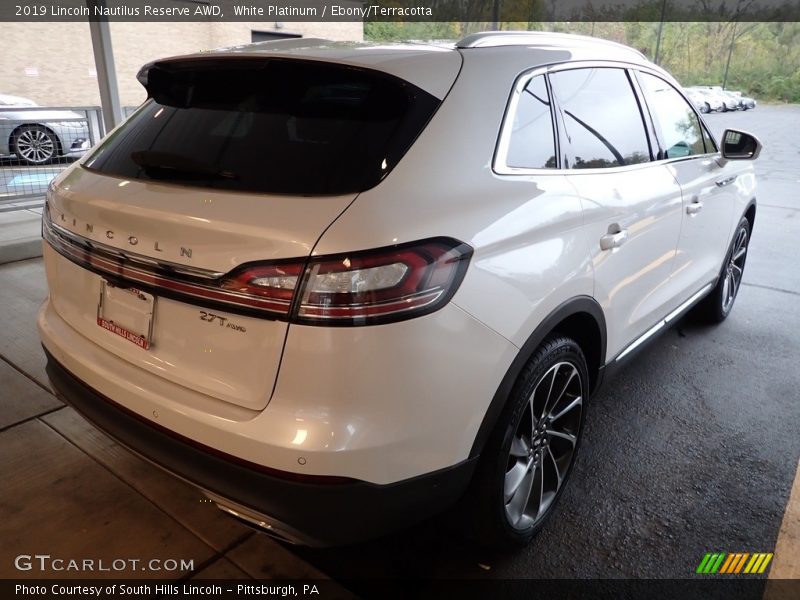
721 129 762 160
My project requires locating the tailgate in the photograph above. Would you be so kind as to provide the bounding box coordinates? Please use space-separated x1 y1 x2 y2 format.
44 167 355 411
41 54 445 411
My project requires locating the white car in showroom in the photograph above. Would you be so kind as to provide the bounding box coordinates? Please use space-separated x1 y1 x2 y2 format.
38 32 760 548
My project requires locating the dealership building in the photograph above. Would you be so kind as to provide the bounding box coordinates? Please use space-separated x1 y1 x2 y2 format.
0 20 362 107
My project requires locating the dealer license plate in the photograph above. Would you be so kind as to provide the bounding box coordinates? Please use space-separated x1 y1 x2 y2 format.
97 280 155 350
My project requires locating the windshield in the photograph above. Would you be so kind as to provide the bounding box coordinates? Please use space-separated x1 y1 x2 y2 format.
84 58 440 195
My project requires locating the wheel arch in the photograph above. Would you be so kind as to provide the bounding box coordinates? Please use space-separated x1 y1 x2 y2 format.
744 198 756 231
468 296 606 459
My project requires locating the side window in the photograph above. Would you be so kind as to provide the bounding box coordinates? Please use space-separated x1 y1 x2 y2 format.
505 75 557 169
638 72 706 159
701 123 718 153
549 68 651 169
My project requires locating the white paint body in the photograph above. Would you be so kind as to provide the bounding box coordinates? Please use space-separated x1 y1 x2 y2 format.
38 36 756 486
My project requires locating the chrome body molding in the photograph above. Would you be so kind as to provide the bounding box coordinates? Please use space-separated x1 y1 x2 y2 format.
44 207 224 280
615 283 714 363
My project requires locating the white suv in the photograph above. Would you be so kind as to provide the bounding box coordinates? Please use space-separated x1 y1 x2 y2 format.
38 32 761 548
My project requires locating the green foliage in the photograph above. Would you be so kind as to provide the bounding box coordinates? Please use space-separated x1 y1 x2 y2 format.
364 21 800 102
364 22 467 42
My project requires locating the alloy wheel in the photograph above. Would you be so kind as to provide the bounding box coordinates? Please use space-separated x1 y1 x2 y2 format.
504 361 583 530
15 128 56 164
721 226 748 314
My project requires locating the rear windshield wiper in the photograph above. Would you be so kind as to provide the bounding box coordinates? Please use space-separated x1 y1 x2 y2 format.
131 150 238 181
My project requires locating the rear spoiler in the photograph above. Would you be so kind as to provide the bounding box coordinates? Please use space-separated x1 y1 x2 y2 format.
136 38 334 97
136 56 278 107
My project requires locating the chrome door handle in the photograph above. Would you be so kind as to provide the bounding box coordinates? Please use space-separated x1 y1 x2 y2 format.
687 200 704 215
599 228 628 251
715 175 737 187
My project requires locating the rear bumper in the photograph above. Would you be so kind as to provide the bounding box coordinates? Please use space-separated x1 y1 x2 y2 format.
44 348 477 546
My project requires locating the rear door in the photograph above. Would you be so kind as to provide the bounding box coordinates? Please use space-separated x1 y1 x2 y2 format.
549 66 685 358
635 71 737 295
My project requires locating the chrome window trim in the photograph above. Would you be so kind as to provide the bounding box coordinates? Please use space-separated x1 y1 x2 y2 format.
630 68 721 160
494 64 556 176
494 59 720 176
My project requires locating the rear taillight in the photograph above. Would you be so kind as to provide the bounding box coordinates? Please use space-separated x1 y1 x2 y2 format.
219 239 472 325
296 240 472 325
43 208 471 326
220 262 304 316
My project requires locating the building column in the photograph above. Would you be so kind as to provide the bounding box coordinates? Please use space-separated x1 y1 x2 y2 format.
87 0 122 134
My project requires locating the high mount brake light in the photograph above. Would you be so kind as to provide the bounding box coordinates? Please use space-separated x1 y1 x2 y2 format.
43 209 472 325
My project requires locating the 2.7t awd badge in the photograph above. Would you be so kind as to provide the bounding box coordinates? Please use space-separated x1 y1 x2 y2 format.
199 311 246 333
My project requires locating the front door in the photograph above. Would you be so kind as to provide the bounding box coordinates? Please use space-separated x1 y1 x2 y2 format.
548 66 685 359
635 71 737 296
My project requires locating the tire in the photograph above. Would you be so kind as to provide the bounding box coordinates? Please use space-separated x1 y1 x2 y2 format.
693 216 751 324
11 125 60 165
469 336 588 548
702 103 710 114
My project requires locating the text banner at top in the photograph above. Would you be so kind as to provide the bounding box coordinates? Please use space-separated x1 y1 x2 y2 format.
1 0 799 22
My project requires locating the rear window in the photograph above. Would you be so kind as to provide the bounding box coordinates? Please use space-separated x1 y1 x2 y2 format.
84 58 440 195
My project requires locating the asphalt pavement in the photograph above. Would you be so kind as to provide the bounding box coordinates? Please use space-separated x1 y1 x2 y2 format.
287 106 800 589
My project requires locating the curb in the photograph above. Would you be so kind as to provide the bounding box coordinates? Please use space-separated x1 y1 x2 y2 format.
0 237 43 265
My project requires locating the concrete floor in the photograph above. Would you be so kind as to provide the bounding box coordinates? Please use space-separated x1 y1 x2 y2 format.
0 205 43 263
0 257 346 590
0 106 797 593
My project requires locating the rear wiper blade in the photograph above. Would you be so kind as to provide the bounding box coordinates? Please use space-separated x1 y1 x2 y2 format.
131 150 238 180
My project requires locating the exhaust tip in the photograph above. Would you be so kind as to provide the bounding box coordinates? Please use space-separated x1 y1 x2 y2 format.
204 493 318 546
215 503 295 543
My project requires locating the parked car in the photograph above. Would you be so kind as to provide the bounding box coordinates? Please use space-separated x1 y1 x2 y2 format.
701 86 740 111
685 88 714 113
0 94 90 165
719 90 746 111
38 32 761 548
685 87 724 112
728 90 757 110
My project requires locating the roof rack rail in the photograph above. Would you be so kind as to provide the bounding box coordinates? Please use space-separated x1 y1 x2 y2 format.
455 31 646 59
242 37 330 49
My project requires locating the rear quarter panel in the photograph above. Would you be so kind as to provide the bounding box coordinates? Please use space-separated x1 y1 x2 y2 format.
313 47 594 349
305 48 595 469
